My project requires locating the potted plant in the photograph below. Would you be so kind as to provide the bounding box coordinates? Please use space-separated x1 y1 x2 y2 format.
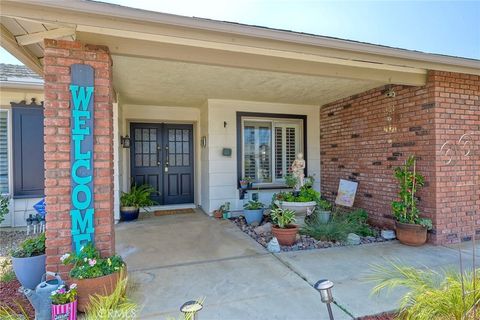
0 194 9 225
11 233 46 289
239 177 253 189
270 207 298 246
120 184 157 221
51 283 78 320
60 242 126 312
274 179 320 226
392 155 432 246
220 202 231 219
316 199 333 223
243 200 264 225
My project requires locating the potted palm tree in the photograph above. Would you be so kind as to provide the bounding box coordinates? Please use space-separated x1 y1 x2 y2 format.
392 155 432 246
11 233 46 289
270 207 298 246
120 184 157 221
243 200 264 225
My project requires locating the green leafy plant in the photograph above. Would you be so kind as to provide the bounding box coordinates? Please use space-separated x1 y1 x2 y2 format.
61 242 125 280
243 200 264 210
317 199 333 211
51 283 78 305
0 195 9 225
85 269 138 320
301 209 374 241
270 207 296 228
11 233 45 258
120 184 157 210
366 260 480 320
284 174 298 189
274 186 321 203
392 156 431 228
0 259 15 283
239 177 253 186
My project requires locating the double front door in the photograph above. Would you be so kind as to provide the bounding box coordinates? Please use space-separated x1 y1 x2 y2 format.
130 123 194 205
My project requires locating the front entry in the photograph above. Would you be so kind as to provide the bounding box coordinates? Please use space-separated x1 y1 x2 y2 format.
130 123 194 205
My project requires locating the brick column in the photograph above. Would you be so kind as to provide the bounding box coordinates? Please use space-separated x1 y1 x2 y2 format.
43 39 115 273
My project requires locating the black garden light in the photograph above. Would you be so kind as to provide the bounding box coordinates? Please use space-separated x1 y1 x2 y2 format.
314 279 335 320
180 300 203 320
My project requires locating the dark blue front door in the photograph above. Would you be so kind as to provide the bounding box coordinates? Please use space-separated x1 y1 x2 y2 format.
130 123 194 205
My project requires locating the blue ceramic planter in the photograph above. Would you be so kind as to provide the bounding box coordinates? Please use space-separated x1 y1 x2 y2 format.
12 254 46 289
120 207 140 221
244 209 264 225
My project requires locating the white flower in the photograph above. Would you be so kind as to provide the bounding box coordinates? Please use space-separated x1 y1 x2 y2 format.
84 257 87 262
51 291 56 296
70 283 77 289
60 253 70 262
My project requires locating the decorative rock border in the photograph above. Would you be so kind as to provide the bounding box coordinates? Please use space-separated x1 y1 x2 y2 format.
231 216 394 252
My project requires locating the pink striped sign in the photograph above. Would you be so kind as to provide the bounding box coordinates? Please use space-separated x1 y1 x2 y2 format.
51 300 77 320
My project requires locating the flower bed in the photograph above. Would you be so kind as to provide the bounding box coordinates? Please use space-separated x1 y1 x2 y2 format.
232 216 393 252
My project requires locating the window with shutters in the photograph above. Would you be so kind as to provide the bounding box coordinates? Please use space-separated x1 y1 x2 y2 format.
239 113 305 186
0 110 8 194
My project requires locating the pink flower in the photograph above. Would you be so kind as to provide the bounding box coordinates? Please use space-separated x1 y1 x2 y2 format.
88 259 97 267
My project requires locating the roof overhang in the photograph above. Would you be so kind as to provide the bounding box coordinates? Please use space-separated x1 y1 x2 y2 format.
1 0 478 106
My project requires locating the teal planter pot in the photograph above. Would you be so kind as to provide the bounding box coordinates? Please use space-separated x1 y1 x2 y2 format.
244 209 264 225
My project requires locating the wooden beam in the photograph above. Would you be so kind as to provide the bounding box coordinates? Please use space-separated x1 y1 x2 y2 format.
0 24 43 75
16 27 76 45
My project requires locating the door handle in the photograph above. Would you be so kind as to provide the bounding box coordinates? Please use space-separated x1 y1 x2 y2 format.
164 145 169 172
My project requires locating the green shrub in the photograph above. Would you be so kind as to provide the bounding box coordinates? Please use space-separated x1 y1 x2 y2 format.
0 259 15 283
243 200 264 210
367 260 480 320
11 233 45 258
120 184 157 209
0 195 9 225
301 209 375 242
270 207 296 228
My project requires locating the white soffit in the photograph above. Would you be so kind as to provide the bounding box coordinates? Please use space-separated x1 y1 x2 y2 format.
112 55 383 107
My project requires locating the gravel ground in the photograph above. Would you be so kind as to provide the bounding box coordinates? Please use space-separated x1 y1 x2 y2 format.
231 216 393 252
0 229 31 257
0 278 35 319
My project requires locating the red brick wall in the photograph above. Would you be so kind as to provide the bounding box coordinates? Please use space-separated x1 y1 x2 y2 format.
43 39 115 273
432 71 480 244
320 71 479 244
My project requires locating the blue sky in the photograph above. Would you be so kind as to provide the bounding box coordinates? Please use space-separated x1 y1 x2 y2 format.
1 0 479 64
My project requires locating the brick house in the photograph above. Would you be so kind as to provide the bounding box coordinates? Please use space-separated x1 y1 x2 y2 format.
0 0 479 272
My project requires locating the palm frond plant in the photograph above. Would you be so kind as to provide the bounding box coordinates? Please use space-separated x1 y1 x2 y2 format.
120 184 157 210
366 259 480 320
85 269 139 320
0 303 29 320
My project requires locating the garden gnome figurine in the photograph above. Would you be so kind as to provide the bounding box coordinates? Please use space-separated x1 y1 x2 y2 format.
291 153 306 191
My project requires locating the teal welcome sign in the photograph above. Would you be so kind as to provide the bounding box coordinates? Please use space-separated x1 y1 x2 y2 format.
70 64 95 253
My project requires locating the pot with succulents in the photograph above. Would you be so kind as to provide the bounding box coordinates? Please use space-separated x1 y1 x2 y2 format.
243 200 264 225
239 177 253 190
275 175 319 226
60 242 126 312
316 199 333 224
270 206 298 246
392 155 432 246
11 232 46 289
51 283 78 320
120 184 157 221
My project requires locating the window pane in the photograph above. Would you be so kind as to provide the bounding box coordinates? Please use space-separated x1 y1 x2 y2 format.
286 127 297 170
243 121 272 183
275 127 283 179
0 112 8 193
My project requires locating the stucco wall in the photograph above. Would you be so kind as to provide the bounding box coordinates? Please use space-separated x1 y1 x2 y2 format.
0 87 44 227
204 99 321 213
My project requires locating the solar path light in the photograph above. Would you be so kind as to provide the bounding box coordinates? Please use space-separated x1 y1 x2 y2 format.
314 279 335 320
180 300 203 320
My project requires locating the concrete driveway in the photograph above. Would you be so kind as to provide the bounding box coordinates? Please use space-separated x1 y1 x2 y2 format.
116 211 478 319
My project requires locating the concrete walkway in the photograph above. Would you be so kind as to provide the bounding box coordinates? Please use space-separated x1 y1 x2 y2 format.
116 211 478 319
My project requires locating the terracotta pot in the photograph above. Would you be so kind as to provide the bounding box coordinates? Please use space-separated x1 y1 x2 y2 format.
395 221 427 246
74 267 127 312
213 210 223 219
272 225 299 246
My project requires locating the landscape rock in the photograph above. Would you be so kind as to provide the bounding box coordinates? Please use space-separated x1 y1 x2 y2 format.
347 233 361 245
381 229 396 240
254 222 272 235
267 237 281 253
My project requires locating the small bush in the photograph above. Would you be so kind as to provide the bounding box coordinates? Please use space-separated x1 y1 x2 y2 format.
301 208 375 242
0 259 15 283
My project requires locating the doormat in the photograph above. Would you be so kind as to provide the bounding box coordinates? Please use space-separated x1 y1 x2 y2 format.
154 208 195 216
